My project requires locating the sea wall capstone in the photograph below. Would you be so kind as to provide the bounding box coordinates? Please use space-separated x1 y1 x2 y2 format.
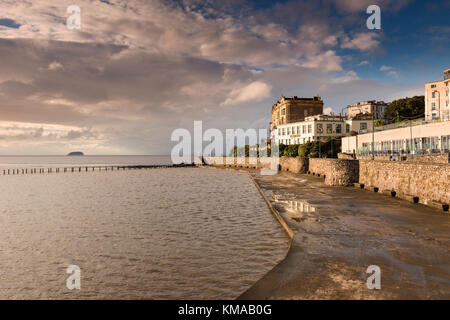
203 156 272 169
279 157 309 173
359 160 450 206
308 159 359 186
406 153 450 164
337 153 355 160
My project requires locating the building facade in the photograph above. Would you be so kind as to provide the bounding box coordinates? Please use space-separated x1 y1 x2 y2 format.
272 114 373 145
425 69 450 121
347 100 387 119
341 120 450 156
270 96 323 131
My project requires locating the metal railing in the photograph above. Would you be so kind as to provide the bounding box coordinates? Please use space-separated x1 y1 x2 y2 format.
357 147 449 157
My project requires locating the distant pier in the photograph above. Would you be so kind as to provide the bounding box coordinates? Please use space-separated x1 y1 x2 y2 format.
2 163 196 176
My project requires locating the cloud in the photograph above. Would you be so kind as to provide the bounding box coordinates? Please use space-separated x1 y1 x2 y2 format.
331 0 411 12
341 33 380 51
48 61 64 71
323 107 333 114
222 81 272 106
0 0 418 154
302 50 342 71
380 65 398 77
358 60 370 66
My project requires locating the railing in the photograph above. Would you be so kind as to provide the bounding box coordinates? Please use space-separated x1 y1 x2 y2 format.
373 118 446 132
357 147 449 157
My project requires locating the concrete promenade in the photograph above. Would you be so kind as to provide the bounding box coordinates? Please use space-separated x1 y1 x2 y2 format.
239 170 450 299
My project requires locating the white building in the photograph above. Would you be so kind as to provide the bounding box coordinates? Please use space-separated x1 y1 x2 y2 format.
347 100 387 120
341 120 450 156
272 114 373 145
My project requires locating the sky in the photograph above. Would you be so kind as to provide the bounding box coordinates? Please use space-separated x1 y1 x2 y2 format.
0 0 448 155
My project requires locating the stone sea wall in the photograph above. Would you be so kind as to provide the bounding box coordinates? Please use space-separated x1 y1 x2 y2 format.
308 159 359 186
405 153 450 164
279 157 309 173
202 156 450 210
359 160 450 207
203 156 271 169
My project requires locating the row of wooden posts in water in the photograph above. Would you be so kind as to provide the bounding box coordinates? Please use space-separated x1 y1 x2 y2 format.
2 164 196 175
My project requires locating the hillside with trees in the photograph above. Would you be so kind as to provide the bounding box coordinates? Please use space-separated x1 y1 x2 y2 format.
384 96 425 122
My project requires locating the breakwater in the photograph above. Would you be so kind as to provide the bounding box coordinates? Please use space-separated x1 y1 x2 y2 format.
1 163 195 175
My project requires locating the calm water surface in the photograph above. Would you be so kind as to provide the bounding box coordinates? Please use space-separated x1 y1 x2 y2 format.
0 162 289 299
0 155 173 168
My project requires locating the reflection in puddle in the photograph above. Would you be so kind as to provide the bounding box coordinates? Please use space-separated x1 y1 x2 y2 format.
271 195 317 222
287 200 316 213
284 200 316 221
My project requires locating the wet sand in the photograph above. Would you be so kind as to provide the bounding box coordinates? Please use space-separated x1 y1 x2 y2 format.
239 170 450 300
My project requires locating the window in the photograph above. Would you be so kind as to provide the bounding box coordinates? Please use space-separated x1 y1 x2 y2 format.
302 125 306 134
360 123 368 130
281 108 285 115
326 124 332 134
317 124 323 134
442 135 450 150
346 124 350 134
308 124 312 134
287 127 290 135
282 128 285 135
336 124 342 134
431 84 436 88
297 126 300 134
432 91 436 98
432 102 436 110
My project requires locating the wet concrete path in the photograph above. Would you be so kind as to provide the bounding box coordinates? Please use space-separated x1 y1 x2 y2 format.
240 171 450 299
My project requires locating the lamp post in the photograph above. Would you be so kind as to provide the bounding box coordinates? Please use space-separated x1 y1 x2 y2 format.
331 136 334 158
319 138 321 158
410 119 413 159
372 110 375 160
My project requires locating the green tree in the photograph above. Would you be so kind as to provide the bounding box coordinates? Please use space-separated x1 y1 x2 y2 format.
284 144 299 157
375 119 385 127
384 96 424 122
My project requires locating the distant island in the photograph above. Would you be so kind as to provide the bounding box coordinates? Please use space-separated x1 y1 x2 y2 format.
67 151 84 156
